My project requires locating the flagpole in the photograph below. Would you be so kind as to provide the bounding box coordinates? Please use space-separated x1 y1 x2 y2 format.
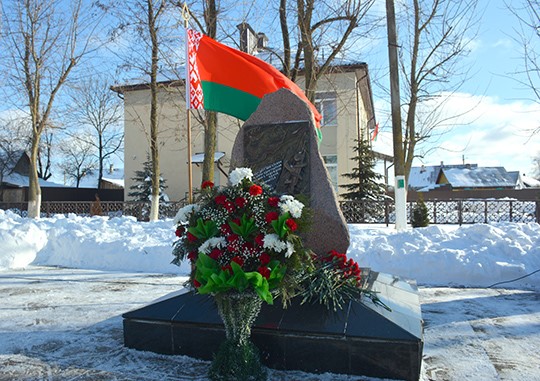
183 3 193 204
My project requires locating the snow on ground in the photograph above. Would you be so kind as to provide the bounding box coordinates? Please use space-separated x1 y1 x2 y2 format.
1 210 540 380
1 209 538 289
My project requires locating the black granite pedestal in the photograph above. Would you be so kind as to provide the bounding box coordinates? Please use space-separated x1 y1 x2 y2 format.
123 270 423 381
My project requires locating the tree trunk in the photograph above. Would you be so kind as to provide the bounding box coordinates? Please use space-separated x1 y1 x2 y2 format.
201 0 218 184
202 111 217 182
98 134 104 189
28 132 42 219
148 0 161 222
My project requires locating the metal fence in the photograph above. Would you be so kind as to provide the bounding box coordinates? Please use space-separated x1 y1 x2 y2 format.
1 199 539 224
0 201 186 221
339 199 540 225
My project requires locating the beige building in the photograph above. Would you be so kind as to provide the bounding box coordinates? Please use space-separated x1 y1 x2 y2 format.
112 63 378 202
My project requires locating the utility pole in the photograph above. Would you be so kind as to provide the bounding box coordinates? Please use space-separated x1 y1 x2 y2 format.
386 0 407 230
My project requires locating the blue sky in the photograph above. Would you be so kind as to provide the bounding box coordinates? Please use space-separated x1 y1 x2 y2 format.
2 1 538 180
371 1 540 176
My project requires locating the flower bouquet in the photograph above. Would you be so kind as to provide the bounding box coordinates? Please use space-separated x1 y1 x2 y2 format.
172 168 312 381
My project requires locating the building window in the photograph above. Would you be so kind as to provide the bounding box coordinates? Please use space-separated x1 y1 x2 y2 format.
315 92 337 126
323 154 338 192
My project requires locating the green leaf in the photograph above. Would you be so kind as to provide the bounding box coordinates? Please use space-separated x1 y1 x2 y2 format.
189 218 218 239
245 271 263 288
271 212 290 238
229 262 248 291
254 279 273 304
229 214 257 240
267 263 287 289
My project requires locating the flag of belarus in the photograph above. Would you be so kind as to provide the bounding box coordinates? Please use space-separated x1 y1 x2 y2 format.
186 29 322 128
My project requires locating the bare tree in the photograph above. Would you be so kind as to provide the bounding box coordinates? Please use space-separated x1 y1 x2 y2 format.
0 114 56 181
67 76 123 189
277 0 376 102
0 137 20 200
507 0 540 135
1 0 101 218
533 153 540 180
107 0 177 221
37 128 54 181
395 0 480 181
59 136 98 188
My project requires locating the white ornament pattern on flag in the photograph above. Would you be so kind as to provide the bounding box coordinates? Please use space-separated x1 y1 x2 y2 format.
187 29 204 109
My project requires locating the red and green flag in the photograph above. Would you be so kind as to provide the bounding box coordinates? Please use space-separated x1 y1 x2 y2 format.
186 29 322 129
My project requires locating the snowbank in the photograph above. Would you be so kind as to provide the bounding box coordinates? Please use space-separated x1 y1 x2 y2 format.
0 209 538 289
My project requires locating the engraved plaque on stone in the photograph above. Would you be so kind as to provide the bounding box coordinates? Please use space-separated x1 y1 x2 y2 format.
243 121 310 195
254 161 283 191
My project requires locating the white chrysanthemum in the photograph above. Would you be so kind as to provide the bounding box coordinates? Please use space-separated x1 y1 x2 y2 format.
173 204 200 225
199 237 226 254
279 195 304 218
263 233 287 253
285 241 295 258
229 167 253 186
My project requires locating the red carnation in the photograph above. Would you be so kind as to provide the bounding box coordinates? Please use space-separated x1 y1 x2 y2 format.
187 251 198 261
285 218 298 232
175 226 185 237
231 256 244 267
235 197 247 208
215 194 227 205
265 211 279 224
222 265 232 274
187 232 198 242
193 279 201 288
268 196 279 207
249 184 263 196
258 266 271 279
201 180 214 189
259 252 271 265
255 234 265 247
231 218 241 226
220 224 232 234
209 248 222 260
227 234 240 243
328 250 340 258
224 201 235 213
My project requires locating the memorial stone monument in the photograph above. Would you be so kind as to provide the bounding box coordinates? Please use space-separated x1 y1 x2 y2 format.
122 88 423 381
230 88 350 255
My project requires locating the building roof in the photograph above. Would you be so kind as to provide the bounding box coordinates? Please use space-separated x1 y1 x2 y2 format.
2 172 65 188
409 164 523 191
443 167 518 189
191 151 226 164
77 167 125 189
110 62 370 94
408 164 478 191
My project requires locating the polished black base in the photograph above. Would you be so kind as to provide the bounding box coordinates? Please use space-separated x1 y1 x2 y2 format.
123 271 423 381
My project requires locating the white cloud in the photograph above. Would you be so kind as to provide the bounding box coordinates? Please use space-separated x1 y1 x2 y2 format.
492 38 514 49
373 92 540 175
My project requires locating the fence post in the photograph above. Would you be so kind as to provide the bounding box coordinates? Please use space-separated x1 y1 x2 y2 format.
458 200 463 226
385 200 389 226
509 201 513 222
433 200 437 224
536 201 540 224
